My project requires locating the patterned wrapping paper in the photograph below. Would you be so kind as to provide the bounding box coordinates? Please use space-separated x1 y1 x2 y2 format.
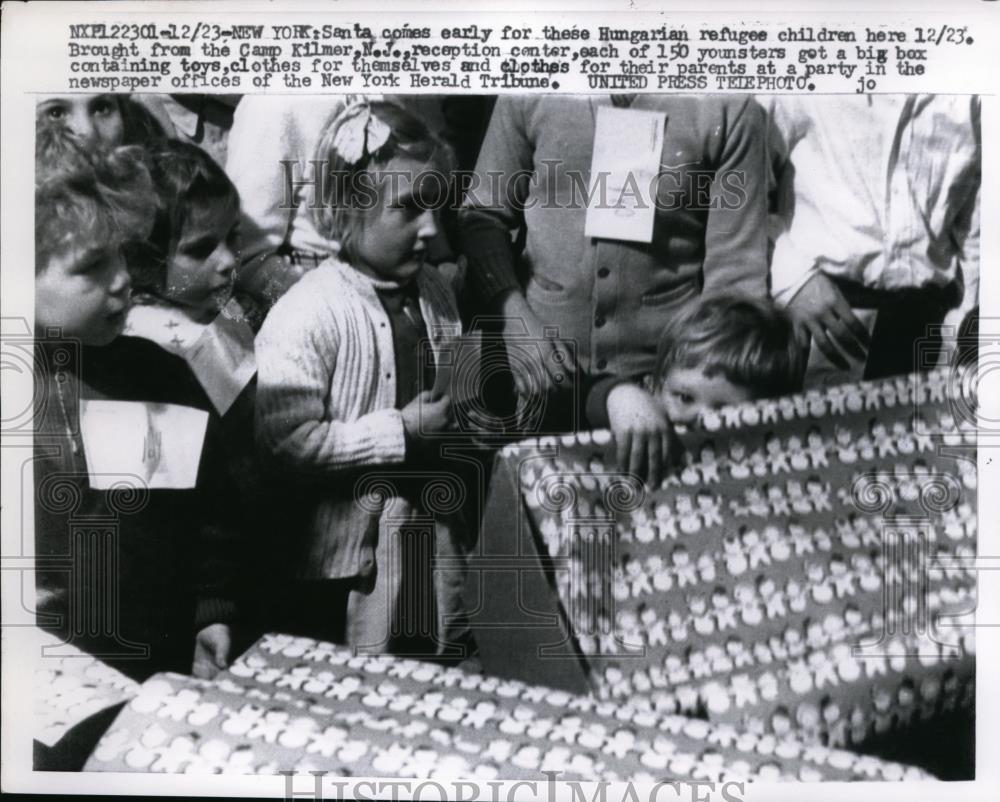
34 630 140 747
496 370 976 748
83 633 933 781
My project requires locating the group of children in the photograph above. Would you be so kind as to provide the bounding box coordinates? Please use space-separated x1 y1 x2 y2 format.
34 93 842 685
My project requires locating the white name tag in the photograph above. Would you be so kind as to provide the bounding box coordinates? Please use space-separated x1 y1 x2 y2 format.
79 401 209 490
187 306 257 416
584 106 665 244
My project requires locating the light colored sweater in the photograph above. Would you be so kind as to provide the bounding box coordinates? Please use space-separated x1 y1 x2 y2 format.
225 95 450 307
766 95 980 310
255 257 462 579
459 94 768 378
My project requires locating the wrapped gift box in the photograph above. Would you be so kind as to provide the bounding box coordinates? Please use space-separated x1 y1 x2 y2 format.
469 370 976 751
84 633 932 781
34 629 140 748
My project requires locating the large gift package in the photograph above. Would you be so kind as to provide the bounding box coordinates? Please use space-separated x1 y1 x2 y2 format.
84 633 933 781
469 370 976 754
34 630 140 749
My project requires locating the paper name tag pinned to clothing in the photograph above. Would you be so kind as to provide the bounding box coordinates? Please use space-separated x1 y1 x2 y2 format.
432 331 482 404
584 106 666 244
187 302 257 415
79 400 209 490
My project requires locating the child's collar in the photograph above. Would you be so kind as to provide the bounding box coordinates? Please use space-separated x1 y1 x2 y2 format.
330 257 421 293
124 300 207 356
368 275 419 293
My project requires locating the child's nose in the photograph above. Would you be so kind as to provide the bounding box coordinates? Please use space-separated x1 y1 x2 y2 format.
217 244 239 274
109 261 131 296
416 209 438 241
68 108 97 148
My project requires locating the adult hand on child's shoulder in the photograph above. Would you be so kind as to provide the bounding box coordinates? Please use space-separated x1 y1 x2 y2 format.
499 290 578 398
606 383 677 487
192 622 232 680
787 272 870 370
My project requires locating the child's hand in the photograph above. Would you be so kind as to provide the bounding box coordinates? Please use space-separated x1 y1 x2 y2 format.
402 391 452 440
191 622 232 680
606 383 677 486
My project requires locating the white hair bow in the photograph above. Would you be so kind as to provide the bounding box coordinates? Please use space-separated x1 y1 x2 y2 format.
331 101 391 165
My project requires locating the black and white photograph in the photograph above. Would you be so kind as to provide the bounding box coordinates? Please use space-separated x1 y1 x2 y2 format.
1 2 997 799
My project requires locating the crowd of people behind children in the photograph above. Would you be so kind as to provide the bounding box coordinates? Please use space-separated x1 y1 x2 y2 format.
32 93 979 691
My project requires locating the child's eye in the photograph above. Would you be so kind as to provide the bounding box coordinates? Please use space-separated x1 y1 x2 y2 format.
45 106 66 121
674 391 695 406
184 240 219 260
74 255 110 276
393 198 425 217
91 98 115 116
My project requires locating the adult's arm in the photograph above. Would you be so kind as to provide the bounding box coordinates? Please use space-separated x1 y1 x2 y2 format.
702 95 769 298
457 96 535 308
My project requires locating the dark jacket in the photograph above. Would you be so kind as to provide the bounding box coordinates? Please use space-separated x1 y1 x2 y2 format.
34 335 241 681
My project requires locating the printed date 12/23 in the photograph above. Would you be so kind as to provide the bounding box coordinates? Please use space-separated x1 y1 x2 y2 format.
913 26 972 46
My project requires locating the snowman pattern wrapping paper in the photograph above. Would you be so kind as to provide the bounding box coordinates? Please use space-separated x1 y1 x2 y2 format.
83 633 932 782
34 631 140 748
503 370 976 748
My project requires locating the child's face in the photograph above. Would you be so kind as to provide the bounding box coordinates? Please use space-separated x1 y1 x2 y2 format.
37 94 124 151
658 366 753 426
165 209 240 320
353 156 441 283
36 241 130 345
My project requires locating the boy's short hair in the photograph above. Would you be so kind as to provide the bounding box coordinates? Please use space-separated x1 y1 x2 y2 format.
653 293 804 398
35 124 154 273
126 140 241 297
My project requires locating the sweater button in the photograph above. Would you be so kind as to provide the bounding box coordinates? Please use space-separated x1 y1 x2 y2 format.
594 316 606 328
598 267 610 278
596 359 608 370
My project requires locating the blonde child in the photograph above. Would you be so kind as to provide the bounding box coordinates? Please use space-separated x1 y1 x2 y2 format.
255 101 466 656
588 294 805 482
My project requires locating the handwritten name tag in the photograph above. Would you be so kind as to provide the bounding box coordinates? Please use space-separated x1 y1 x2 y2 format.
79 400 209 490
584 106 666 244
